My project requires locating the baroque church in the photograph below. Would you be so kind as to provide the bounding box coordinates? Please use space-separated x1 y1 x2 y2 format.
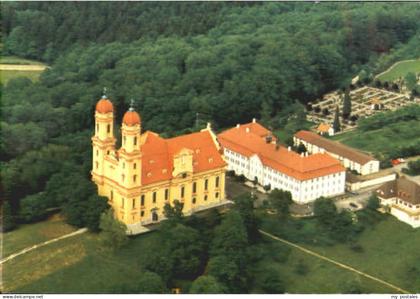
91 94 228 234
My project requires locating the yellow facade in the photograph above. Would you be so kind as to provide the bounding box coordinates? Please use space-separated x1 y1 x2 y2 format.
91 100 227 231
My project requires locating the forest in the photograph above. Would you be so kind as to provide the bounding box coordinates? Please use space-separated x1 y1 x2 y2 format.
1 3 420 235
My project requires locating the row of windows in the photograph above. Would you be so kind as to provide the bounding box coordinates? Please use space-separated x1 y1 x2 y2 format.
96 124 111 134
111 177 221 208
123 136 138 146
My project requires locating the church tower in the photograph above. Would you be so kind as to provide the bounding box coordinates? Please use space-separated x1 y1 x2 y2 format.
91 92 116 186
118 101 142 189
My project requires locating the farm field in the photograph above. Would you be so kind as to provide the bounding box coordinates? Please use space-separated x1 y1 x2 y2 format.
377 59 420 82
0 55 47 85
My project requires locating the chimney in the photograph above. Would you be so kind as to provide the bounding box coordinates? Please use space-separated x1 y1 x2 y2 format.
207 122 211 130
288 146 291 152
236 124 240 128
301 152 304 157
305 152 308 157
246 127 250 133
252 118 256 123
265 135 272 143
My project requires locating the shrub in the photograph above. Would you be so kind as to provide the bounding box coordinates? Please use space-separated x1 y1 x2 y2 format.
295 259 309 276
19 193 48 223
349 242 364 253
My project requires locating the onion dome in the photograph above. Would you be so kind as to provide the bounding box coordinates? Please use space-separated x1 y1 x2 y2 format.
96 96 114 113
123 109 141 126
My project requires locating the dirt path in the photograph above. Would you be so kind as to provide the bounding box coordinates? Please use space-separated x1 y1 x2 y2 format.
0 64 48 71
259 229 411 294
0 228 87 265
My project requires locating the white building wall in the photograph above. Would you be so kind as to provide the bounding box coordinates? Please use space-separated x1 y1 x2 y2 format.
390 206 420 228
294 137 379 175
224 147 345 204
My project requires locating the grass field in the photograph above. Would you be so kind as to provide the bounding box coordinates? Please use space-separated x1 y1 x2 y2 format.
0 55 47 85
331 119 420 159
260 213 420 294
377 59 420 82
3 211 419 293
255 242 396 294
3 229 159 293
303 215 420 293
2 214 77 258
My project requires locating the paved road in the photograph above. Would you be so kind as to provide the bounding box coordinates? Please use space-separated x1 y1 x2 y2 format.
259 229 411 294
226 177 268 207
334 186 379 212
0 228 87 265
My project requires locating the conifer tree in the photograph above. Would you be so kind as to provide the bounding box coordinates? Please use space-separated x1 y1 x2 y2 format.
342 89 352 119
333 105 341 132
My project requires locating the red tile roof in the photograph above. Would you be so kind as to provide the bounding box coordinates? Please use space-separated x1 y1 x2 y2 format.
294 130 376 165
218 122 344 181
139 130 226 185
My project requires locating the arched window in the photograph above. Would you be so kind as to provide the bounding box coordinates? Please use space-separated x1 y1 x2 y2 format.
96 124 99 133
107 124 110 133
110 190 114 201
215 176 220 188
124 136 126 145
133 175 137 182
122 174 125 182
95 161 98 169
134 137 137 146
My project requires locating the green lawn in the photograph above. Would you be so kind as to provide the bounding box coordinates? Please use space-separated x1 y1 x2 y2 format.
2 214 77 258
3 229 160 293
331 119 420 159
304 215 420 293
4 210 420 294
255 242 396 293
260 213 420 294
0 55 46 65
377 59 420 82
